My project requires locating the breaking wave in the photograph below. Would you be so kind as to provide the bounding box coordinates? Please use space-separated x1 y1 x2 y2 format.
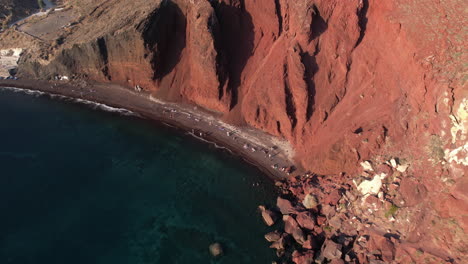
0 86 137 116
187 131 233 153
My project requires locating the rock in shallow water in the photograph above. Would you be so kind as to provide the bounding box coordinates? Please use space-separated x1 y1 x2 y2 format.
258 205 278 226
264 230 282 242
209 242 223 257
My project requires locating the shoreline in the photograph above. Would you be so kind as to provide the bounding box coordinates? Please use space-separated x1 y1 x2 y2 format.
0 79 302 181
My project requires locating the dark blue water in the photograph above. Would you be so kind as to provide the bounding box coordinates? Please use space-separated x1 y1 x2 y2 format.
0 88 277 264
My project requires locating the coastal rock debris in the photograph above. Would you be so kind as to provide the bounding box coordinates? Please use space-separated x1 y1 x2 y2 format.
258 205 278 226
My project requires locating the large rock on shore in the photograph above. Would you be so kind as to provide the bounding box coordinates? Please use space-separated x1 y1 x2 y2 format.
292 250 315 264
321 239 342 260
283 215 305 244
277 197 296 215
296 211 316 230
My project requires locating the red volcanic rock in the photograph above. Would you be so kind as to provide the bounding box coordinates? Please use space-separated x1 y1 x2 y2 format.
258 205 278 226
329 259 345 264
323 189 341 206
283 215 306 244
316 216 327 226
264 230 282 242
375 163 393 176
321 239 342 260
296 211 316 230
302 235 319 250
277 197 296 215
292 250 315 264
367 234 396 262
399 177 428 207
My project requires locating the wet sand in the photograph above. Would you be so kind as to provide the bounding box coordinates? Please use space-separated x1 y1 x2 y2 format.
0 79 303 180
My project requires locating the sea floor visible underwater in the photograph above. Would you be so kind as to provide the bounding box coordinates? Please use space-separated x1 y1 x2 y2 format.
0 88 278 264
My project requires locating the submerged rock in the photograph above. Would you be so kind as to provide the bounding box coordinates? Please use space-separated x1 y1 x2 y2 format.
209 242 223 257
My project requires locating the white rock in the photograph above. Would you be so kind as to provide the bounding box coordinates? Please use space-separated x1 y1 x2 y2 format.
302 193 318 209
360 161 373 171
377 191 383 199
396 163 409 173
357 173 386 195
390 159 398 168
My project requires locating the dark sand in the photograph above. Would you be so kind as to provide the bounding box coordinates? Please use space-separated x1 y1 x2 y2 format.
0 79 303 180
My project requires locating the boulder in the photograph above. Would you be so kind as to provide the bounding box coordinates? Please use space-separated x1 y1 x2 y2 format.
321 239 342 260
321 204 336 218
316 216 327 226
270 233 290 257
302 235 318 250
209 242 223 257
283 215 305 244
328 216 342 230
323 189 341 205
357 173 386 196
259 205 278 226
302 193 318 209
296 211 316 230
277 197 296 214
265 230 282 242
360 161 374 171
292 250 315 264
368 234 396 262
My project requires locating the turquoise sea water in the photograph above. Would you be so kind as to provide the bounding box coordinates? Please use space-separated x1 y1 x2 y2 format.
0 88 277 264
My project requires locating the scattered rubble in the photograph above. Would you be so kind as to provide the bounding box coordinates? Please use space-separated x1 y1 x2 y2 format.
259 157 461 263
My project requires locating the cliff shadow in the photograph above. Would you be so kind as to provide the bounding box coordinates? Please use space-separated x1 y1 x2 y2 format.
355 0 369 47
310 5 327 41
210 0 254 109
300 51 318 121
141 0 187 81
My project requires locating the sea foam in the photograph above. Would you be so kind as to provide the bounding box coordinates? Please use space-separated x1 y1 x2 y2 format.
0 86 137 117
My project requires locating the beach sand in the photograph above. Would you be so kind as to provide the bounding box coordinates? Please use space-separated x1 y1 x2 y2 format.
0 79 303 180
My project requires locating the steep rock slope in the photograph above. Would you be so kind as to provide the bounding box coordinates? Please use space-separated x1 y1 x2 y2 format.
5 0 466 262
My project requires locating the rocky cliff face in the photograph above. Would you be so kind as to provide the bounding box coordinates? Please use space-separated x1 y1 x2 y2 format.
8 0 467 262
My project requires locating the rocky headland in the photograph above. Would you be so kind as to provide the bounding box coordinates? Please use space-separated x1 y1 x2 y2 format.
0 0 466 263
